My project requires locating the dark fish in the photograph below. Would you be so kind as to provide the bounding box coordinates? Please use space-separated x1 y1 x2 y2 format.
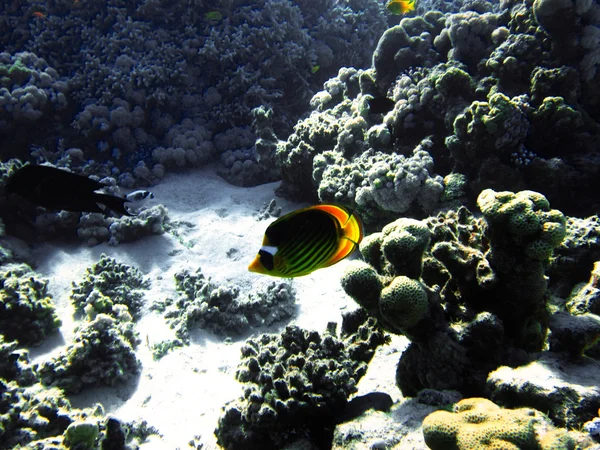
337 392 395 423
5 164 133 216
368 96 395 114
248 204 363 278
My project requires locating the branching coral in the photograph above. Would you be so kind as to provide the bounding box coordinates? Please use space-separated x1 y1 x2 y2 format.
0 264 61 346
70 254 150 321
157 267 296 343
215 310 389 449
35 314 140 394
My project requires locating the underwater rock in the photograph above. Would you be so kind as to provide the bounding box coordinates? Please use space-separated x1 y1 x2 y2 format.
487 352 600 428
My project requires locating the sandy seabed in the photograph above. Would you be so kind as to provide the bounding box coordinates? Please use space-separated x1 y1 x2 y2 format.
22 167 412 449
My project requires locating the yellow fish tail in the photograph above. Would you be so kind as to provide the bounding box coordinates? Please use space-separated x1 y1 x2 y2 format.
314 205 363 268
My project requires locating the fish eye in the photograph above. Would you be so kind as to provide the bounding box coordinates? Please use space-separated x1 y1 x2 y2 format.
258 249 274 271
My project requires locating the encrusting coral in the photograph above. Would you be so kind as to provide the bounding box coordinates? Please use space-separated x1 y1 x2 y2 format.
422 397 575 450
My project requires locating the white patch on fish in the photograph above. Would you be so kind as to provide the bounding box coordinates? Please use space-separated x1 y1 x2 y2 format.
126 190 154 203
260 245 278 255
124 190 154 214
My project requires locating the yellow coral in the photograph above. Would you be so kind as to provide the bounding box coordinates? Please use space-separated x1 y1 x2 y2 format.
422 398 574 450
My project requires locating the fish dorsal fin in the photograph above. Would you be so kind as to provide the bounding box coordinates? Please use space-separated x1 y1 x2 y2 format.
314 204 364 267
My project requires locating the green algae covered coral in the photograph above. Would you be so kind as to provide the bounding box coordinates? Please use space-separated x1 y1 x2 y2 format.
422 397 574 450
71 254 150 320
477 188 566 261
0 264 61 346
340 260 383 311
35 314 140 394
215 311 388 449
342 218 434 338
379 276 429 331
341 189 569 397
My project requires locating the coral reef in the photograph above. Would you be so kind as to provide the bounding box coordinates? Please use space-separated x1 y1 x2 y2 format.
0 0 388 186
215 309 389 449
70 254 150 321
276 0 600 219
341 189 567 397
0 263 61 346
422 397 574 450
35 314 140 394
1 0 600 445
156 267 296 344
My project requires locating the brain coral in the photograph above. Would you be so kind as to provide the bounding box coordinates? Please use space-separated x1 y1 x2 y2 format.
422 397 574 450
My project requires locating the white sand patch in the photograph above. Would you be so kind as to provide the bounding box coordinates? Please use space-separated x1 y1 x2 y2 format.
26 166 380 449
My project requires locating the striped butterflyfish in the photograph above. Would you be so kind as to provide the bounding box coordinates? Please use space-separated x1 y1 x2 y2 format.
248 204 363 278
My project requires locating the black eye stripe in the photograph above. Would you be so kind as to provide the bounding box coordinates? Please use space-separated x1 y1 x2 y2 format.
259 249 274 271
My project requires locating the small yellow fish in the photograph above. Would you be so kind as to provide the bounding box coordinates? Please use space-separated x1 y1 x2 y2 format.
386 0 415 15
311 65 320 74
248 204 363 278
204 11 223 23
